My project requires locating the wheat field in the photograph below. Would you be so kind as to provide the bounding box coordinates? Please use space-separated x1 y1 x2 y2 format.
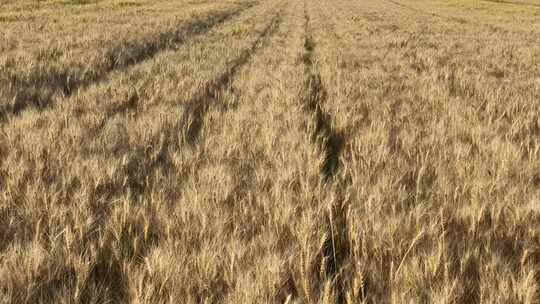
1 0 540 303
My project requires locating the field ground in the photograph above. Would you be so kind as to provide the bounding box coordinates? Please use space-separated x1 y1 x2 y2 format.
1 0 540 303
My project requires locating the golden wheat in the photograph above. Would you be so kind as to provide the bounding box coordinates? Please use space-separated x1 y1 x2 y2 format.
1 0 540 302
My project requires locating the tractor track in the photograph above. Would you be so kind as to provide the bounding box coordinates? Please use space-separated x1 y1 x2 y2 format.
301 8 343 182
178 8 284 145
48 4 286 151
301 3 348 303
64 6 286 202
131 5 285 195
0 11 285 300
70 9 285 301
0 2 257 122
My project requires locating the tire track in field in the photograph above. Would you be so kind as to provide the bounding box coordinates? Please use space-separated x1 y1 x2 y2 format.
0 5 286 195
0 2 256 121
92 8 283 300
301 8 344 182
65 9 285 301
56 4 284 152
63 6 286 231
301 3 348 303
178 9 283 145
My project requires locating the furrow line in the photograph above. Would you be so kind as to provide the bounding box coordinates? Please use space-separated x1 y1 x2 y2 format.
0 2 256 121
92 7 285 199
178 9 284 145
301 5 343 182
301 3 348 303
49 11 286 298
